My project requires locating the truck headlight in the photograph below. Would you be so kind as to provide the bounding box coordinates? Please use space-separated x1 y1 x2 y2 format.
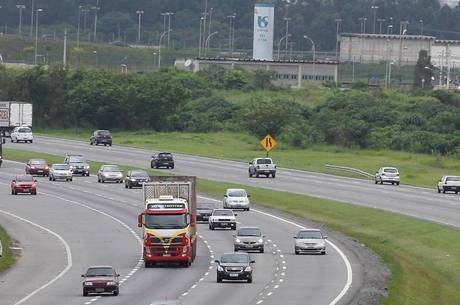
244 266 252 272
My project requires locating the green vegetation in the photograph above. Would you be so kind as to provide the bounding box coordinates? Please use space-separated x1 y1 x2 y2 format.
36 130 460 187
4 148 460 305
0 225 15 272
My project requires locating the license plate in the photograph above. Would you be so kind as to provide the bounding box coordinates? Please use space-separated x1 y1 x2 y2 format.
229 273 239 277
245 244 253 248
163 253 171 256
95 288 104 292
37 170 43 173
24 189 29 192
220 222 228 226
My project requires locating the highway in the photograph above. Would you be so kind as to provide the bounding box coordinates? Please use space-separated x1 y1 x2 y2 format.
9 136 460 228
0 158 364 305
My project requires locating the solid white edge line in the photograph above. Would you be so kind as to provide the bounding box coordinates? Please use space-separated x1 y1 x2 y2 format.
199 195 353 305
0 209 73 305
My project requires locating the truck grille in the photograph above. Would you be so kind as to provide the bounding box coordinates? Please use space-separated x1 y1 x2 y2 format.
149 246 180 256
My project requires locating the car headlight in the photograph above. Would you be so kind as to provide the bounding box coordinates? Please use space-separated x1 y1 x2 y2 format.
217 265 224 271
235 238 241 243
85 165 90 169
106 281 117 286
130 178 136 181
244 266 252 272
258 239 263 243
84 282 93 286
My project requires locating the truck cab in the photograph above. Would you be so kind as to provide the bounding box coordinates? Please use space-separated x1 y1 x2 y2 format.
138 177 197 268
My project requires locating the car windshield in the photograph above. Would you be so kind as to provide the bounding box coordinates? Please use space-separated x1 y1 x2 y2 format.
238 228 261 237
221 254 249 264
53 164 69 170
69 156 85 163
446 177 460 182
18 127 31 133
16 176 33 182
97 130 111 136
144 214 187 229
228 190 247 197
30 160 46 165
256 159 272 165
383 168 398 173
298 231 323 239
213 210 233 216
131 171 148 177
86 267 114 277
103 166 120 172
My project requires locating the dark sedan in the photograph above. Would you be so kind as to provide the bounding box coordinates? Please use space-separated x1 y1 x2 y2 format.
82 266 120 296
197 203 214 222
215 253 255 283
151 152 174 169
25 159 49 176
90 130 112 146
125 170 150 188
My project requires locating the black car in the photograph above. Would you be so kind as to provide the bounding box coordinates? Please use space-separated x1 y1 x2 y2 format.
90 130 112 146
215 253 255 283
196 203 214 222
125 170 150 189
151 152 174 169
64 154 90 176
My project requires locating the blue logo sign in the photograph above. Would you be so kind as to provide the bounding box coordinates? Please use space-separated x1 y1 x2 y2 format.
258 16 269 28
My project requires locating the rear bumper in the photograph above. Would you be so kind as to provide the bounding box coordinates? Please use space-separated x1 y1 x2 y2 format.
442 185 460 192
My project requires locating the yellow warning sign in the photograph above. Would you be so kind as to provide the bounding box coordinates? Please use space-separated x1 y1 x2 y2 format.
260 134 277 152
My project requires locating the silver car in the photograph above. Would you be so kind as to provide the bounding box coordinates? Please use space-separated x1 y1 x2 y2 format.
97 165 123 183
49 164 73 182
375 167 400 185
234 227 265 253
437 176 460 194
223 188 250 211
294 229 327 255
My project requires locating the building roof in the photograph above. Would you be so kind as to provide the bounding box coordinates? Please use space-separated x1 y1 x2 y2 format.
340 33 436 41
195 57 339 65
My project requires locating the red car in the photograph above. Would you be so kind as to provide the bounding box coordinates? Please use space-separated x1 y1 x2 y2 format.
11 175 37 195
82 266 120 296
25 159 49 176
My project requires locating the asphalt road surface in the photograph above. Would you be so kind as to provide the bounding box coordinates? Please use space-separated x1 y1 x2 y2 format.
8 136 460 228
0 159 358 305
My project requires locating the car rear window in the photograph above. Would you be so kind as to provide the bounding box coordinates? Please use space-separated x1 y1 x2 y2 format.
69 156 85 163
97 130 111 136
159 153 172 158
446 177 460 182
131 171 148 177
18 127 31 133
256 159 272 164
383 168 398 173
228 190 247 197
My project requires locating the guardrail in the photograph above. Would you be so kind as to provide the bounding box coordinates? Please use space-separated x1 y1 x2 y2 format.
325 164 374 179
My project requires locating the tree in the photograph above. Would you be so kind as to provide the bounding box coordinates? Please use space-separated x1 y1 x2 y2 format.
414 50 433 89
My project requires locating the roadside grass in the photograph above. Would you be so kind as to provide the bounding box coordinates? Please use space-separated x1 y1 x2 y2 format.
0 225 15 273
4 148 460 305
36 129 460 187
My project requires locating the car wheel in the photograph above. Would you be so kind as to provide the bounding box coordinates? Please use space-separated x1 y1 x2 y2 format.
396 182 400 186
255 173 259 178
11 189 14 195
90 141 93 145
260 247 264 253
295 249 300 255
30 140 33 143
443 189 446 194
272 173 276 178
321 251 326 255
391 182 394 185
232 225 236 230
246 208 250 211
49 176 52 181
32 191 37 195
210 224 214 230
109 143 112 147
380 181 383 185
125 183 128 188
97 177 101 183
217 275 222 283
247 277 252 283
145 261 151 268
83 289 88 297
249 172 252 178
129 184 132 189
374 180 378 184
234 247 238 252
113 288 119 296
69 178 73 182
437 188 441 193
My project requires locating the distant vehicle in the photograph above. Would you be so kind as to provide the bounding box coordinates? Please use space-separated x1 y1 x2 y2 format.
11 175 37 195
209 209 237 230
64 154 90 176
0 102 33 137
215 252 255 283
248 158 276 178
233 227 265 253
49 164 73 182
10 126 33 143
294 229 327 255
375 167 400 185
90 130 112 146
97 165 124 183
223 188 250 211
149 301 182 305
25 159 49 176
151 152 175 169
81 266 120 296
196 202 214 222
437 176 460 194
125 169 150 188
109 40 129 47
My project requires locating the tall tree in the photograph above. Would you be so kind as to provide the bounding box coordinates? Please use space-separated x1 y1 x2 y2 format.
413 49 433 89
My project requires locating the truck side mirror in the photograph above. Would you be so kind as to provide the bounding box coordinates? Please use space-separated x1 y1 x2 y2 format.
2 138 5 144
137 214 143 228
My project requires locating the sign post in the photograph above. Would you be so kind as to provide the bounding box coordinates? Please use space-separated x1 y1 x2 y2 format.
260 134 277 157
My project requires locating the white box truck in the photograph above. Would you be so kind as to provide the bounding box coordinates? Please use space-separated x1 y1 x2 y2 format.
0 101 33 136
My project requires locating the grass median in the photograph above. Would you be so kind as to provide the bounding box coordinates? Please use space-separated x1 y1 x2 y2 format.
0 225 15 273
36 129 460 187
4 147 460 305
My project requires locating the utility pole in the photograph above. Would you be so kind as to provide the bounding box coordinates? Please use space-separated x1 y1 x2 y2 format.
208 8 213 48
335 18 342 58
34 8 43 65
92 1 100 42
283 18 291 59
63 28 67 68
29 0 35 38
377 18 385 34
231 14 236 55
77 5 82 47
371 6 378 34
136 10 144 44
167 12 174 48
419 19 424 35
16 4 26 36
398 21 409 68
199 17 204 56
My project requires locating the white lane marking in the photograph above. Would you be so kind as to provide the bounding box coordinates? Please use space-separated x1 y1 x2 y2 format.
199 195 353 305
256 300 263 304
0 209 73 305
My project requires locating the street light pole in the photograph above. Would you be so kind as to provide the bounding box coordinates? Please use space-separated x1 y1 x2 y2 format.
16 5 26 36
335 18 342 58
29 0 35 38
303 35 316 62
277 34 290 60
208 8 213 48
158 29 172 69
371 5 378 34
283 18 291 58
167 12 174 48
199 17 204 56
34 8 43 65
420 19 424 35
377 18 385 34
92 3 100 42
136 10 144 44
205 31 218 55
231 14 236 55
77 5 82 47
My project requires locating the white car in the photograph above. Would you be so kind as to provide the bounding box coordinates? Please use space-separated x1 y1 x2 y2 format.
49 164 73 182
97 165 124 183
11 126 33 143
437 176 460 194
223 188 250 211
375 167 400 185
248 158 276 178
209 209 237 230
294 229 327 255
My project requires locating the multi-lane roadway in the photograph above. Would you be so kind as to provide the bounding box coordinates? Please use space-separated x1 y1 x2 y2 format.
0 157 363 305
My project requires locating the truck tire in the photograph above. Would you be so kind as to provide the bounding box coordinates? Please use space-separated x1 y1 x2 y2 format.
145 261 151 268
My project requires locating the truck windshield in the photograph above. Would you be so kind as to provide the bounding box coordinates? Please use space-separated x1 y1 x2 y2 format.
144 214 188 229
